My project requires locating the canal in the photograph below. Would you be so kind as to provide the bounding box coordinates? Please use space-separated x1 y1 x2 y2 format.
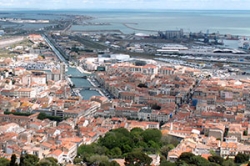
67 67 101 100
43 34 101 100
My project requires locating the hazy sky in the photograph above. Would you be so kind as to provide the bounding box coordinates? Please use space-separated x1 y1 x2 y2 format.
1 0 250 10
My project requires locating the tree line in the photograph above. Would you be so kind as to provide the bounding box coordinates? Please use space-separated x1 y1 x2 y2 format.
2 128 250 166
0 154 58 166
75 127 179 166
75 127 250 166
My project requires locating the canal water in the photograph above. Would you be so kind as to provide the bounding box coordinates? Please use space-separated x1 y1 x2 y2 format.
66 67 101 100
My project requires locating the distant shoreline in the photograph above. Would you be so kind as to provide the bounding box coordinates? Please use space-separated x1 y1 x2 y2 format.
1 10 250 37
1 9 250 12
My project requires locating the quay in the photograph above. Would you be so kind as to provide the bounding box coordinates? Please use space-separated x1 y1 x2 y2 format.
77 66 92 74
66 77 74 86
123 23 159 32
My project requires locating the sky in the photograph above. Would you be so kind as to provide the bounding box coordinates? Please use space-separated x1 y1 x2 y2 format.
1 0 250 10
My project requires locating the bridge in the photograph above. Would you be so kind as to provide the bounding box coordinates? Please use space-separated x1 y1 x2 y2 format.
73 87 102 91
68 75 88 79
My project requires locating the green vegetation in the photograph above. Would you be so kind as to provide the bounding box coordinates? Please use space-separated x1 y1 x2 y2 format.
20 154 39 166
0 49 15 58
176 152 210 166
124 151 152 166
174 152 249 166
18 153 59 166
76 128 178 165
76 127 250 166
0 154 60 166
243 130 248 136
151 103 161 110
234 152 250 164
137 83 148 88
0 157 10 166
3 111 64 122
11 39 33 48
208 155 224 165
37 112 64 122
4 111 32 116
38 157 58 166
10 154 18 166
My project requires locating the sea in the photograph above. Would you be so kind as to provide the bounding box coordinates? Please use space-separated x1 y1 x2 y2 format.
69 10 250 37
1 10 250 37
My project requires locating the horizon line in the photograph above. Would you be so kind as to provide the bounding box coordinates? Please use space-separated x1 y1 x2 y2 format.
1 8 250 11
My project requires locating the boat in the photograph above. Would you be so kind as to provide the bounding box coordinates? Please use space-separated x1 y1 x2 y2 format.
238 38 250 49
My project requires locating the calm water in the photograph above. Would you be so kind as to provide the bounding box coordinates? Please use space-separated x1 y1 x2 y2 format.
1 10 250 36
66 67 101 100
69 10 250 36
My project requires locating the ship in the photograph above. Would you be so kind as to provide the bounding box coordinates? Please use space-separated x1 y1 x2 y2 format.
238 38 250 49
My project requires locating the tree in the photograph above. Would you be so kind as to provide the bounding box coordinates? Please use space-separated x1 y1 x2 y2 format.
109 147 122 158
38 159 52 166
177 152 195 164
12 80 16 85
224 128 229 137
142 129 162 144
37 112 47 120
151 104 161 110
208 155 224 165
87 155 109 165
222 159 236 166
174 160 189 166
160 144 175 158
99 133 121 150
98 128 134 154
10 154 18 166
160 135 179 147
19 154 39 166
0 157 10 166
209 149 217 156
137 83 148 88
190 155 210 166
234 152 249 163
113 128 130 137
244 130 248 136
109 161 120 166
77 144 107 157
209 163 221 166
130 127 144 134
130 128 143 145
122 144 132 153
73 157 82 164
99 160 120 166
38 157 58 166
124 151 152 166
160 160 177 166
